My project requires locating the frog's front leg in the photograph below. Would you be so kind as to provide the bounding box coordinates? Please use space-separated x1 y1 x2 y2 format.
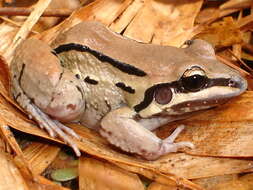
100 107 194 160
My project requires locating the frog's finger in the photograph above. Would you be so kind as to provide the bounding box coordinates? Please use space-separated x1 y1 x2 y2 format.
50 120 81 156
173 141 195 149
164 125 185 143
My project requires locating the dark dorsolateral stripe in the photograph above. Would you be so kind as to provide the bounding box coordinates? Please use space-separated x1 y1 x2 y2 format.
54 43 147 77
115 82 135 94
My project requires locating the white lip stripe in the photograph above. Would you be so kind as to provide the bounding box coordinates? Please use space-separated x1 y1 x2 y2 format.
162 86 239 110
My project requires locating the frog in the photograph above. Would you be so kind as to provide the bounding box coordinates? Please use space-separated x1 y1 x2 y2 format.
10 21 247 160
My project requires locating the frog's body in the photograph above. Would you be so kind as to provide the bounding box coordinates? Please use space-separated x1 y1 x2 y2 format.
10 22 247 160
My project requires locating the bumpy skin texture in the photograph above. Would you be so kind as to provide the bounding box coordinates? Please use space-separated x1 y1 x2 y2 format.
10 22 247 160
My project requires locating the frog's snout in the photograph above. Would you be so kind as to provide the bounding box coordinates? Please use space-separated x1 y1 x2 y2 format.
229 75 248 94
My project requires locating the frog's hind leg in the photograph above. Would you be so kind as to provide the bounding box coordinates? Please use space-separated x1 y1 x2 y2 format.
10 38 82 156
100 106 193 160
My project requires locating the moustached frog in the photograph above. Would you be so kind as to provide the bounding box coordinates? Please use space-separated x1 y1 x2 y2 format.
10 22 247 160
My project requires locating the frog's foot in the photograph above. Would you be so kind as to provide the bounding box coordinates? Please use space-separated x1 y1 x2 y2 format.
31 104 81 156
158 125 194 156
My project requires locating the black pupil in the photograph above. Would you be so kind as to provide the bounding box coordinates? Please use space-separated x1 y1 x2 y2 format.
181 74 207 92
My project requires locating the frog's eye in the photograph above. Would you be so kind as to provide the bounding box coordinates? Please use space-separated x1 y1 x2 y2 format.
154 87 172 105
181 66 207 92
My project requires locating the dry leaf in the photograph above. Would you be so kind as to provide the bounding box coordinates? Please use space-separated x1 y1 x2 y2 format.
40 0 134 43
0 23 19 56
123 0 203 46
22 142 60 175
0 151 29 190
193 174 238 190
27 175 70 190
148 182 184 190
196 17 243 47
79 157 145 190
240 173 253 188
210 180 249 190
109 0 144 33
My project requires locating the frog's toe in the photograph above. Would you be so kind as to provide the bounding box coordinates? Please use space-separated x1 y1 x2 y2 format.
147 125 194 160
50 120 81 156
32 104 81 156
33 105 57 137
161 124 194 152
54 120 80 139
161 141 194 153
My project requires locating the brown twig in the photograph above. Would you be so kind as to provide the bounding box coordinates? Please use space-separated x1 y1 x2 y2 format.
227 49 253 74
216 54 250 77
0 7 73 17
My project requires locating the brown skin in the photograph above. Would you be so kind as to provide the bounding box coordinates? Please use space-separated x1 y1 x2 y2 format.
10 22 247 160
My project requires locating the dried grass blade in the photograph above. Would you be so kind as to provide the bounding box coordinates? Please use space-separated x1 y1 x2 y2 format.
4 0 52 62
40 0 134 43
220 0 253 10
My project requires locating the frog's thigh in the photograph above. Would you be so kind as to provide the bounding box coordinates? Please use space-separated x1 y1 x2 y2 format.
11 38 63 109
100 107 193 160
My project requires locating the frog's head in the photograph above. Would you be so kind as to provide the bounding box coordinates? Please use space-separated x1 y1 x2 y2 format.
134 39 247 118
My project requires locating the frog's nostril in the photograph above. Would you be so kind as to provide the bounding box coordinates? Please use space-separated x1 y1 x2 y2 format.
228 76 248 92
228 79 236 87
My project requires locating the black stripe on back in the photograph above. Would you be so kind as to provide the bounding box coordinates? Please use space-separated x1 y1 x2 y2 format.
54 43 147 77
84 76 98 85
115 82 135 94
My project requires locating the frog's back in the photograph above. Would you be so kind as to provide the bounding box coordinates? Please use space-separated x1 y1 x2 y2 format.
51 21 188 83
